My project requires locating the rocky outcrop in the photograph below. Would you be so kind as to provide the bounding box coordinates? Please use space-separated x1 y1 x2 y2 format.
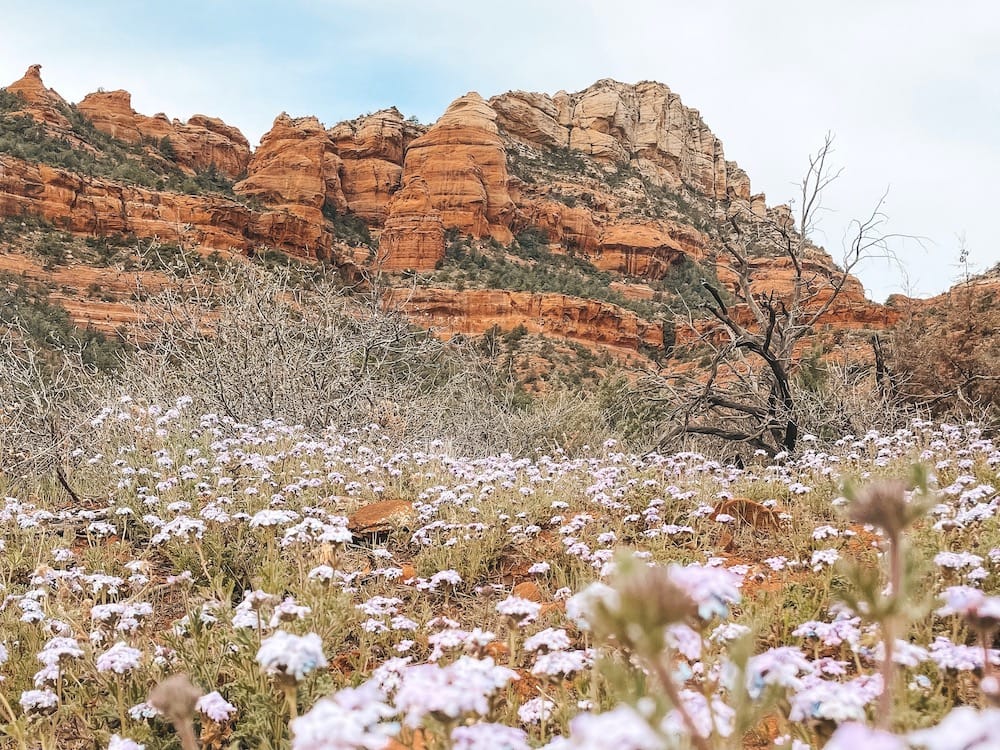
77 90 251 178
5 65 80 143
378 177 445 270
0 154 318 257
492 80 749 200
0 155 249 247
380 93 515 268
234 113 345 256
596 220 707 278
327 108 415 223
489 91 569 149
391 288 665 353
518 199 600 254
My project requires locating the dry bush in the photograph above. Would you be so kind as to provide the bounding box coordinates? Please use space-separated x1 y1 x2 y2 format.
115 263 617 457
0 321 106 484
793 357 922 442
889 279 1000 425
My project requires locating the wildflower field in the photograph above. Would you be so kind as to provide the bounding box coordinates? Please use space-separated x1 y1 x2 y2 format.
1 398 999 749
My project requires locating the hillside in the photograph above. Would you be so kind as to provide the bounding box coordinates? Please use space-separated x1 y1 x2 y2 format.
0 64 897 388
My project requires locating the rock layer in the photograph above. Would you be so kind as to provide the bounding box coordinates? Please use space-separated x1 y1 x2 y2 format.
392 288 665 353
77 90 251 178
379 93 515 269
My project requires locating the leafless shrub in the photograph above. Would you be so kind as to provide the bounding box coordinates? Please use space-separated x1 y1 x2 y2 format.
113 263 615 456
793 358 923 442
0 320 105 494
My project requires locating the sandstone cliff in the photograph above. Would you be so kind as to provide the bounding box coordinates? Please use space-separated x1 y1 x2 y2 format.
6 66 75 134
0 63 890 371
77 89 250 178
380 93 515 269
391 288 665 354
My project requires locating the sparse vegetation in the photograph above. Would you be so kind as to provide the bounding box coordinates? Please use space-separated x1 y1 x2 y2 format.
0 88 237 197
436 230 663 320
322 201 377 249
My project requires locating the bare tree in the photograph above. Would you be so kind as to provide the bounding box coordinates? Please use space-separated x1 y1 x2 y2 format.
650 135 903 455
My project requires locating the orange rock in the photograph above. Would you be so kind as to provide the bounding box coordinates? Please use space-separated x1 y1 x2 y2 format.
390 287 665 355
378 177 445 270
492 79 747 200
328 108 420 224
512 580 544 603
235 113 345 256
347 499 414 536
485 641 510 660
5 65 76 139
381 93 514 269
386 729 426 750
596 220 705 278
0 155 249 248
399 564 418 583
75 89 251 178
519 199 600 254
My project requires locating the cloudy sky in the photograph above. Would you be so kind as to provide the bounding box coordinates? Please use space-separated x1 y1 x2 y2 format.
3 0 997 300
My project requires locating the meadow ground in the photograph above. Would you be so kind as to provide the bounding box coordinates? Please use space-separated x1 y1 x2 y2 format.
0 399 998 749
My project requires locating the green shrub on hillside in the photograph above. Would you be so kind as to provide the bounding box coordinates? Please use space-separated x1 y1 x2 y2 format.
322 201 377 248
0 88 237 198
0 280 129 371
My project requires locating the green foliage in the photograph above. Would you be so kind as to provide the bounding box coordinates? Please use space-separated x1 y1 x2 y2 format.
322 201 376 248
0 278 129 371
439 232 664 321
0 87 237 197
651 255 727 312
157 134 176 160
505 144 602 184
795 345 828 393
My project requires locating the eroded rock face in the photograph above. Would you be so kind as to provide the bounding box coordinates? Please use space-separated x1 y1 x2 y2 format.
77 90 251 178
596 220 707 277
234 113 346 256
0 154 328 258
378 177 445 270
0 155 251 249
6 65 78 141
391 287 665 353
380 93 515 268
492 79 747 200
328 109 414 223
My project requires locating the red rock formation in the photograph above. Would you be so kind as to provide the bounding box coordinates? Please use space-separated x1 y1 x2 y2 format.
380 93 515 268
77 90 251 178
391 288 664 353
378 177 445 270
327 108 414 224
0 155 248 247
491 80 749 200
518 199 600 254
596 221 707 277
1 65 902 370
0 154 320 257
5 65 81 144
234 113 346 257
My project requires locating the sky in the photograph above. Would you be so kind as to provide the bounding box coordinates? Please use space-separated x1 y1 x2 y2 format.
2 0 998 301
